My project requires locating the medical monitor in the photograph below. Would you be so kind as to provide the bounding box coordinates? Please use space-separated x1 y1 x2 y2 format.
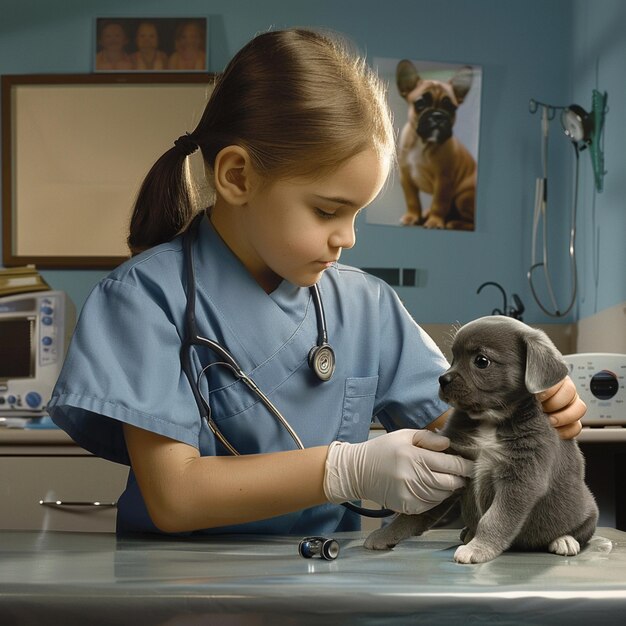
0 291 75 415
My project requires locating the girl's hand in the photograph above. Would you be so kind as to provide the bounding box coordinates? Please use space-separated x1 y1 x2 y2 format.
323 429 473 515
537 376 585 439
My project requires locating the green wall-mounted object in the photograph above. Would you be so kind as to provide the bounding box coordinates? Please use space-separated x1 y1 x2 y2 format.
589 89 608 193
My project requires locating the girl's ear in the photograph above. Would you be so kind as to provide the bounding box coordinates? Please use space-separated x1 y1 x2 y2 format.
214 145 256 205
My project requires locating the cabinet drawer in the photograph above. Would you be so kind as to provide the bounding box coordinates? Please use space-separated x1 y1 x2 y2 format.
0 456 128 532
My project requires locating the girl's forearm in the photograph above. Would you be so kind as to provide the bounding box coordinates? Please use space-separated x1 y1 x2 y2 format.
124 424 329 533
174 447 330 531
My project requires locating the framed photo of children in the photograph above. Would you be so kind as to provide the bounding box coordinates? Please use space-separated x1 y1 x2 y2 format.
94 18 208 72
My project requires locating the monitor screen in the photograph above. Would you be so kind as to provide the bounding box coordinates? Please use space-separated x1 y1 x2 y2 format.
0 318 33 379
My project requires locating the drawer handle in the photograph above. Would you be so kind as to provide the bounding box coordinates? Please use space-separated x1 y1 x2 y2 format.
39 499 117 508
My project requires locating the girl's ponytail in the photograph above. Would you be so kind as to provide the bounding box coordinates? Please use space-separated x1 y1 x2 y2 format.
127 29 395 255
127 136 199 255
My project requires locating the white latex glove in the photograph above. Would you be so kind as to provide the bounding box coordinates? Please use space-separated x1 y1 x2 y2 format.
323 429 473 515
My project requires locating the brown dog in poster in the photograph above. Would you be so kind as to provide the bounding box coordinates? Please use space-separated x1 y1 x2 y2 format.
396 60 476 230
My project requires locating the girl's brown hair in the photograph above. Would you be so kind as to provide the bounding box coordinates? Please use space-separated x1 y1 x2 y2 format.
128 28 395 254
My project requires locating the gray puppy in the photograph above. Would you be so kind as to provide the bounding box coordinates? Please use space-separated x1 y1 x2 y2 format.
364 316 598 563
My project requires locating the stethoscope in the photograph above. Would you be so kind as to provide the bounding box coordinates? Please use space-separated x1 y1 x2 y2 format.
180 213 392 518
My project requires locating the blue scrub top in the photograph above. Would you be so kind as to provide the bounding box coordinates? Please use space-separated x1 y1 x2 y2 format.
49 215 449 536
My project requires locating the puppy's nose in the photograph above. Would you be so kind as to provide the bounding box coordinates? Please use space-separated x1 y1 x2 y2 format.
439 373 454 389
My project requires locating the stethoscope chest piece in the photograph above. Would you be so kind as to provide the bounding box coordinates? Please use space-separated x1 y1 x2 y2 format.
298 536 340 560
308 343 336 382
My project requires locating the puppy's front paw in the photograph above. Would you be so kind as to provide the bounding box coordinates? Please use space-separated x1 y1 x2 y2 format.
454 540 500 564
363 527 399 551
548 535 580 556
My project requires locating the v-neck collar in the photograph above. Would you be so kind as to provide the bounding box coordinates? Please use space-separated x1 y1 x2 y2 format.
191 214 313 372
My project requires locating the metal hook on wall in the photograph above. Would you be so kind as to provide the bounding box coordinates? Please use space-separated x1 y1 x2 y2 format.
528 99 567 121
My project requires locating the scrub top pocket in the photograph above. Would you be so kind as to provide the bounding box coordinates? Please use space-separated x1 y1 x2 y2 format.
337 376 379 443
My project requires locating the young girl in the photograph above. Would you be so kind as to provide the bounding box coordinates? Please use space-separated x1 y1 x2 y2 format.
49 29 584 536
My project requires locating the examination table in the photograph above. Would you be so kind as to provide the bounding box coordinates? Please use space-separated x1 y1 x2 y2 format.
1 528 625 625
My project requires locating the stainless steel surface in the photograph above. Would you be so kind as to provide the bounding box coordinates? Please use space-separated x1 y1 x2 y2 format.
0 529 625 625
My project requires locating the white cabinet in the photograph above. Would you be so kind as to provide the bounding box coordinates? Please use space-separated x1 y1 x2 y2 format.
0 430 128 532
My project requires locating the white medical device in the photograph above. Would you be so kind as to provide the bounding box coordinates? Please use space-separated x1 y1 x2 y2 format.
563 353 626 425
0 290 75 415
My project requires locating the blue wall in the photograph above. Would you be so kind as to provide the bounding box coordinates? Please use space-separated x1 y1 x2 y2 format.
0 0 622 325
571 0 626 321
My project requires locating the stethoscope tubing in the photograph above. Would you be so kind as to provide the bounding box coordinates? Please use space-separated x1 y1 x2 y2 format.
195 343 305 451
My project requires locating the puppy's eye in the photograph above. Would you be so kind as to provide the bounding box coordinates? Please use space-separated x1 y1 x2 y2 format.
474 355 491 369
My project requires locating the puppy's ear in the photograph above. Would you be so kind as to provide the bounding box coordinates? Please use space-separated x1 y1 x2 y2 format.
450 66 473 105
524 329 569 394
396 60 420 98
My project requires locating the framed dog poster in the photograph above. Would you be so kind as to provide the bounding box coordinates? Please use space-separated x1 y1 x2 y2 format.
94 18 208 72
368 58 482 231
